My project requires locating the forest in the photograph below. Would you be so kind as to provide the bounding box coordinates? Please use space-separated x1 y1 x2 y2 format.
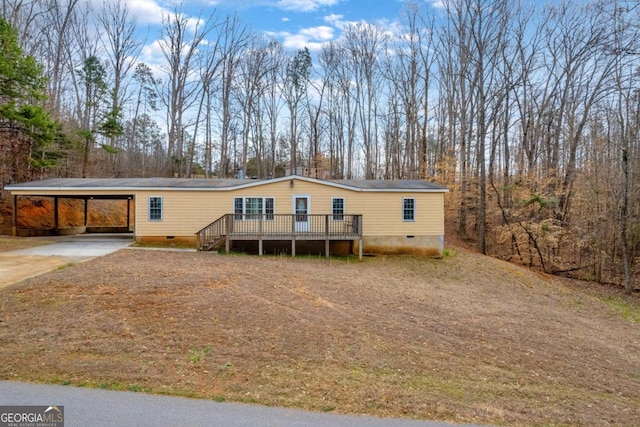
0 0 638 292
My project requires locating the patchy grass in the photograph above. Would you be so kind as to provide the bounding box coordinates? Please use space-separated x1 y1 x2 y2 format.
0 248 638 426
601 295 640 323
187 345 213 364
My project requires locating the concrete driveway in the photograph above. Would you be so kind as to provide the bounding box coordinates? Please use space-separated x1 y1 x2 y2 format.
0 234 133 289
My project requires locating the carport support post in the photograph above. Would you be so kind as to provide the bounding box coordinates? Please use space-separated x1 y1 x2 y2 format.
12 195 17 236
54 196 59 232
127 198 131 231
83 198 88 226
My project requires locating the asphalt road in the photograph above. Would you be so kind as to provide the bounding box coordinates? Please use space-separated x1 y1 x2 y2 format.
0 381 488 427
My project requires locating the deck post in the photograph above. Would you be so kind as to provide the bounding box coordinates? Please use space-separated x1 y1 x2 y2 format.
291 214 296 258
225 214 231 254
358 215 363 260
84 198 88 226
258 216 263 256
325 215 330 259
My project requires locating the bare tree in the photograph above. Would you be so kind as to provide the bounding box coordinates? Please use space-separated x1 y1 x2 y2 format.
237 35 270 178
211 14 251 178
436 0 476 238
96 0 142 175
322 41 357 178
280 48 311 175
158 5 215 177
129 63 159 176
305 52 330 178
523 1 615 225
344 23 385 179
1 0 46 55
262 40 285 178
609 2 640 292
383 3 422 178
38 0 79 120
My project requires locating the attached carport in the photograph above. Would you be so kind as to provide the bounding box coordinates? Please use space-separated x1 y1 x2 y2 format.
6 179 135 237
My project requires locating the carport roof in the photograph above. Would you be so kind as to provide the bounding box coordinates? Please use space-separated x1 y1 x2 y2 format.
7 177 249 189
6 175 448 193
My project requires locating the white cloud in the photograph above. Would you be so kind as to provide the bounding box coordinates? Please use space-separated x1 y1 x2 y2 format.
276 0 339 13
300 25 334 41
282 34 324 50
323 13 366 31
124 0 168 24
140 39 165 68
323 13 345 28
186 17 206 33
271 25 335 51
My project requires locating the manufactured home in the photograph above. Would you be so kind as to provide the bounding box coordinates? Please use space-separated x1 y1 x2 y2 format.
6 176 448 258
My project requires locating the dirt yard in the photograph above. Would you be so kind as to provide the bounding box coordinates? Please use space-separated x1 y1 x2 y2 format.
0 248 638 426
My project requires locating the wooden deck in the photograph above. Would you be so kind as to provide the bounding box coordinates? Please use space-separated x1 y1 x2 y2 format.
196 214 363 259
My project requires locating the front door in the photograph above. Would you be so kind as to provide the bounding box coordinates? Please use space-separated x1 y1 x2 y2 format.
293 195 310 232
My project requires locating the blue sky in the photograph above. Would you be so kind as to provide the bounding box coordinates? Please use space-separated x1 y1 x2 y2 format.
118 0 430 52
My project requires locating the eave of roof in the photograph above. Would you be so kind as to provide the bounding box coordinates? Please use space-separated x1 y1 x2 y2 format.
5 175 449 193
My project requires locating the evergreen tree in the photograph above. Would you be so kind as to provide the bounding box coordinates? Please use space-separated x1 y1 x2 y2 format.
0 18 60 182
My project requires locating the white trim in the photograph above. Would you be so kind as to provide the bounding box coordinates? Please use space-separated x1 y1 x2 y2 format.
403 197 416 222
293 194 311 232
233 196 275 220
331 197 345 221
5 175 448 193
292 194 311 214
148 195 163 222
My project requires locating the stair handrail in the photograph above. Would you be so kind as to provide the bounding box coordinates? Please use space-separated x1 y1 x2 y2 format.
195 214 228 251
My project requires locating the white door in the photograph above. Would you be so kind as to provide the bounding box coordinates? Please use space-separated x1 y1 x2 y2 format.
293 195 310 232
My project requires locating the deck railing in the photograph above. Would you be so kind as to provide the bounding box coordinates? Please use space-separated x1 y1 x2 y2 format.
196 214 363 255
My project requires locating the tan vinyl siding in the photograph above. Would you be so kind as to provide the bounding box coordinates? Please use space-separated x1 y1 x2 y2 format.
352 192 444 236
135 178 444 238
135 190 223 237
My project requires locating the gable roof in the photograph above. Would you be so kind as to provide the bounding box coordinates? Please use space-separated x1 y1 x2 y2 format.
6 175 448 193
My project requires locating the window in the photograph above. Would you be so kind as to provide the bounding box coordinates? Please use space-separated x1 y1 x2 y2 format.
403 198 415 222
233 197 275 220
265 197 274 220
245 197 263 219
332 197 344 221
149 196 163 221
234 197 244 220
